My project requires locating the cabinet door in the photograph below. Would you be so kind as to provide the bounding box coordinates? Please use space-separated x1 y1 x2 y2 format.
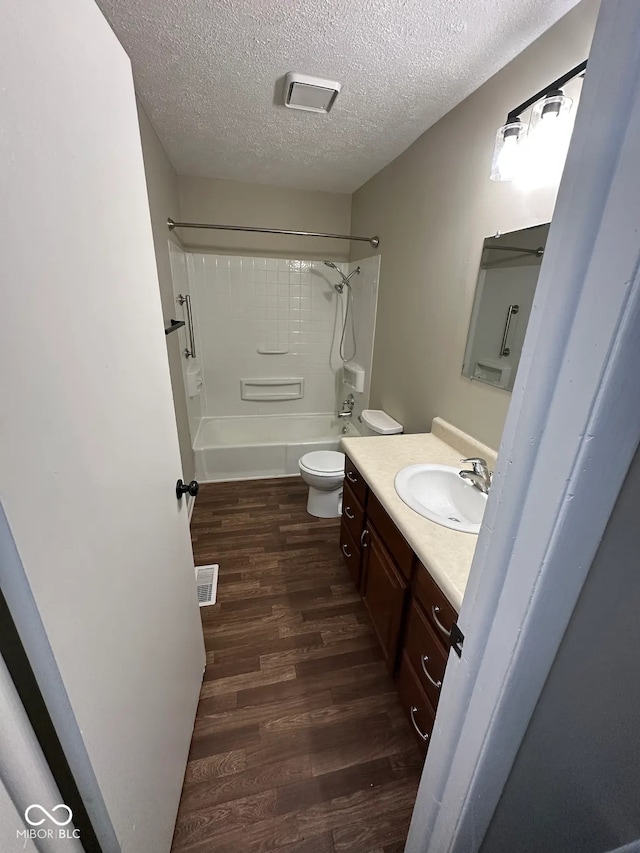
367 491 415 581
363 525 407 671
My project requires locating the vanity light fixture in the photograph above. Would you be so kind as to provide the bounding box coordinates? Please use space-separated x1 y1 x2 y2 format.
490 60 587 182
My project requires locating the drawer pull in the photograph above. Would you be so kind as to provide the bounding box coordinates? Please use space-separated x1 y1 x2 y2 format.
344 506 355 520
360 529 369 548
410 706 430 742
431 605 451 638
420 655 442 690
346 471 358 484
342 544 352 558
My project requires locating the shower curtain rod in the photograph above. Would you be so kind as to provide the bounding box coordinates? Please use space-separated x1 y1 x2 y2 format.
167 218 380 248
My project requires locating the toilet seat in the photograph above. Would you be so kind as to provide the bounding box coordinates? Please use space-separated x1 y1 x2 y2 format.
299 450 345 475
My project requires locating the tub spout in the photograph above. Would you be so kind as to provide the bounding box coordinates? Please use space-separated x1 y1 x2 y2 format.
338 393 355 418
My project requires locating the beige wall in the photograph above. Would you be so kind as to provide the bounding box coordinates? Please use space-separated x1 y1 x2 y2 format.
178 175 352 260
137 101 195 480
350 0 599 449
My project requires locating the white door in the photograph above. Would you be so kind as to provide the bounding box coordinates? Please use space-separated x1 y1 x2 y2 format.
0 2 205 852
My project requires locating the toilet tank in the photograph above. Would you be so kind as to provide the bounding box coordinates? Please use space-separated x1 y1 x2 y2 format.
360 409 403 436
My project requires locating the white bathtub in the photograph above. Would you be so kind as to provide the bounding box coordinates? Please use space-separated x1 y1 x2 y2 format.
193 413 359 482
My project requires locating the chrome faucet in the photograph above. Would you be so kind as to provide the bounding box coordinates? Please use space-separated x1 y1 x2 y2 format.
459 457 492 495
338 393 355 418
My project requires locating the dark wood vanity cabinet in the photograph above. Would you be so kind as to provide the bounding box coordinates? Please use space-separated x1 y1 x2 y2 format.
339 453 459 754
361 524 407 670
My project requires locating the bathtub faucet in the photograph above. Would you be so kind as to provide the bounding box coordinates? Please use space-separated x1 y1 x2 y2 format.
338 393 355 418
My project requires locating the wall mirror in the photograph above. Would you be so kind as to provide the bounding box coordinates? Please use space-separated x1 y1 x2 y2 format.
462 223 550 392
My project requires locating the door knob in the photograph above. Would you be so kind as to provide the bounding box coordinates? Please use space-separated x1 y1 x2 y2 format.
176 479 199 500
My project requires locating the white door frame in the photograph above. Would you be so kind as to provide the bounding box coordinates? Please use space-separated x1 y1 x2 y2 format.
407 1 640 850
0 648 83 852
0 504 119 851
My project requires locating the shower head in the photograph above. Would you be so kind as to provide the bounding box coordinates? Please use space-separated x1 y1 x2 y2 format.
323 261 361 293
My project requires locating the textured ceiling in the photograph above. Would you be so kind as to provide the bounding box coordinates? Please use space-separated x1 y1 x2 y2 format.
97 0 580 193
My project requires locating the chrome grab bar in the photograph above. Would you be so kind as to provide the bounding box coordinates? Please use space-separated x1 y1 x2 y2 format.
410 706 430 741
177 293 196 359
431 605 451 639
499 303 519 357
420 655 442 690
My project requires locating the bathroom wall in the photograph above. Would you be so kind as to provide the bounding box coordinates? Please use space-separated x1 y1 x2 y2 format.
350 0 599 449
137 100 195 480
187 254 378 421
177 176 352 261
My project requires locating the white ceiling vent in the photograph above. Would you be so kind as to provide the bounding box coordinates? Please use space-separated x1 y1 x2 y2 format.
283 72 341 114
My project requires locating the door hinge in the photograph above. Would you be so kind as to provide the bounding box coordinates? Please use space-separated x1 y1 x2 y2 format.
450 622 464 657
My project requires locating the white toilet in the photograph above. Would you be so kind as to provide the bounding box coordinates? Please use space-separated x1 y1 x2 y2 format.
298 409 403 518
298 450 346 518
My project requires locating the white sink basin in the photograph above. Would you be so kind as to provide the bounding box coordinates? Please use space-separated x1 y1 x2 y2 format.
394 463 487 534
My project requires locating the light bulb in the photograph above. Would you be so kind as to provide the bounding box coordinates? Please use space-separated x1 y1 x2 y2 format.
495 135 520 181
516 93 574 190
490 121 524 182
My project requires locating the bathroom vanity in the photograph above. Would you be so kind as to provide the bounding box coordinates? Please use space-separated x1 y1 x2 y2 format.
339 419 496 752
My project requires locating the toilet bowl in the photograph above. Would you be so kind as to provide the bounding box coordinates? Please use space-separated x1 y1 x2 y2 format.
298 450 346 518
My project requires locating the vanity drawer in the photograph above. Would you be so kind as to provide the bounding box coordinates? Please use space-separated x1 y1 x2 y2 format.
339 519 362 588
397 651 436 754
404 599 448 709
367 491 414 581
342 481 365 542
344 455 368 506
413 561 458 650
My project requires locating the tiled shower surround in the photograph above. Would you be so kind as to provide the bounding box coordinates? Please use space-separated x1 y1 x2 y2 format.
183 253 380 420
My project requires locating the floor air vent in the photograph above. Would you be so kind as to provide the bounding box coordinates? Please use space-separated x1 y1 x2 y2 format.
196 564 219 607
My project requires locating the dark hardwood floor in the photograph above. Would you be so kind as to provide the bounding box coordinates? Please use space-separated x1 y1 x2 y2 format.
171 476 423 853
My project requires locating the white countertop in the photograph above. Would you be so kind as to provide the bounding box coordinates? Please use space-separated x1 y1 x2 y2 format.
340 419 497 611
